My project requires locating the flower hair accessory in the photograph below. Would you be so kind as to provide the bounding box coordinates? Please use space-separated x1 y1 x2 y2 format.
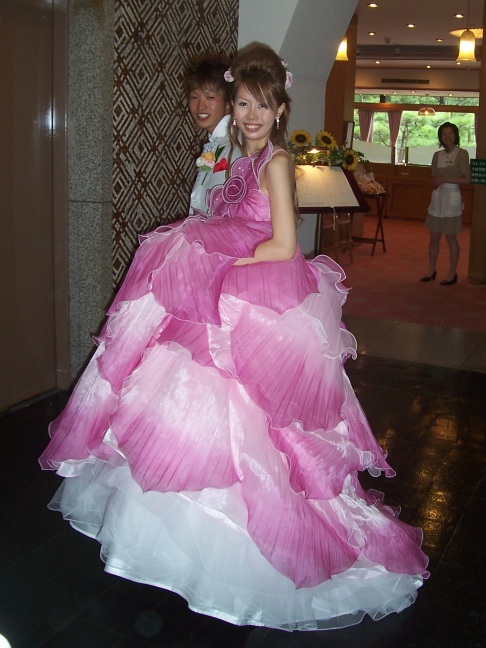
281 60 293 89
224 62 292 88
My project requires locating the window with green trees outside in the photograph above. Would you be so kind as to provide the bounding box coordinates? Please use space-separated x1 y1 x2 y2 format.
353 93 478 165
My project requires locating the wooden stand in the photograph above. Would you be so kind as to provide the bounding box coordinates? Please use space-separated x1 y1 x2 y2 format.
312 210 353 263
296 165 370 258
353 193 387 256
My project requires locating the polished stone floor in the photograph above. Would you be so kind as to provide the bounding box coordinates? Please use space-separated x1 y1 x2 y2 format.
1 316 486 647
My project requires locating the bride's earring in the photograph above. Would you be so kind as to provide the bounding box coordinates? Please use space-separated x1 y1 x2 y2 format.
232 118 236 127
276 115 280 130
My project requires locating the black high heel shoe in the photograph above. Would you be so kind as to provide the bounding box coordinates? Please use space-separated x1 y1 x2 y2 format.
440 274 458 286
420 271 436 282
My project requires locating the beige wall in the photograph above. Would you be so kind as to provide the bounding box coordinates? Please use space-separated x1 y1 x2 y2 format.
356 66 480 94
0 0 69 409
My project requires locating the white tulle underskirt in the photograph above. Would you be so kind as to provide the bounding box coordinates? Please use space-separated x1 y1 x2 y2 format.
49 460 423 632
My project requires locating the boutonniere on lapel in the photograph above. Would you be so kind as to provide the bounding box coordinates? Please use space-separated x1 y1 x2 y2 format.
196 145 228 175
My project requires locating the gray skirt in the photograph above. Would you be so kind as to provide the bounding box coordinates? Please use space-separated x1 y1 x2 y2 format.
425 213 462 235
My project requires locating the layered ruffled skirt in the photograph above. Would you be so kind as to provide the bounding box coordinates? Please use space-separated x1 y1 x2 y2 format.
40 213 428 631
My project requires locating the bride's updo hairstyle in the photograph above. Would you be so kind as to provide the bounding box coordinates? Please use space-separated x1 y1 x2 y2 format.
228 42 292 153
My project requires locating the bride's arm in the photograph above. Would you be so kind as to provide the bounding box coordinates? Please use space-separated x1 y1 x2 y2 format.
234 154 297 265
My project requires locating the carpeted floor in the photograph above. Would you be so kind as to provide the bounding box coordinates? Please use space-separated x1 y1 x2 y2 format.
338 217 486 334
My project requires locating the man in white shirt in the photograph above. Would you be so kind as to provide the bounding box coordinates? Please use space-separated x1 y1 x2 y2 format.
185 53 234 214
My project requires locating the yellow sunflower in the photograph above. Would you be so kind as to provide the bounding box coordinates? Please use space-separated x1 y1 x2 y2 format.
341 149 359 171
315 130 337 148
290 129 312 147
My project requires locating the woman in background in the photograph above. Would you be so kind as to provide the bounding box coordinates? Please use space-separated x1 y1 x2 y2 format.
420 121 470 285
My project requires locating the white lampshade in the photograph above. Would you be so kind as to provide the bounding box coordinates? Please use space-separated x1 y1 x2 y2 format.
450 27 483 39
456 29 476 62
418 106 436 117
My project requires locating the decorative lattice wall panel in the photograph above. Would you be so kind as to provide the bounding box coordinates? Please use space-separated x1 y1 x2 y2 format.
112 0 238 284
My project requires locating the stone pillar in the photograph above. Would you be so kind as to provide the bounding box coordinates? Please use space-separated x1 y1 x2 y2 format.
468 0 486 284
68 0 115 376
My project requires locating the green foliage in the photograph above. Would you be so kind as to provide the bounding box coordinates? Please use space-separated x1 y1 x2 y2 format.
354 109 476 148
354 93 479 107
353 93 478 148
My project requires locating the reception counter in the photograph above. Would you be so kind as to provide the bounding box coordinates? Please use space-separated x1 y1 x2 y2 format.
364 163 474 225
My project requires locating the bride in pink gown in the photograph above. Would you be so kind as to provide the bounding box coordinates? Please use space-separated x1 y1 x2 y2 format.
39 43 428 631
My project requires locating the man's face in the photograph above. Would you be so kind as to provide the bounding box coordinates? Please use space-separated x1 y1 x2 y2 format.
188 85 229 134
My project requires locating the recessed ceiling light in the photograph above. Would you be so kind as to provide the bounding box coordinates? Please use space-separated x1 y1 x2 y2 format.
456 61 462 65
368 3 378 7
407 24 416 28
375 60 381 64
368 31 376 36
426 65 431 69
436 38 443 42
455 13 464 19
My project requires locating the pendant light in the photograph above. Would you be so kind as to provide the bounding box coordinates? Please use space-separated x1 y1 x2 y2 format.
450 27 483 39
456 0 477 62
457 29 476 62
418 106 436 117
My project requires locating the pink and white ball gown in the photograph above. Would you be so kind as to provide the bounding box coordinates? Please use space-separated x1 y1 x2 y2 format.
39 142 428 631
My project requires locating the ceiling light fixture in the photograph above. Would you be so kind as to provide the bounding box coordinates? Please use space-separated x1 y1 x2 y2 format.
418 106 436 117
335 37 348 61
455 0 477 61
457 29 476 61
450 27 483 38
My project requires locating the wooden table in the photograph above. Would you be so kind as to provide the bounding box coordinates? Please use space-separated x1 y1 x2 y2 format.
352 192 388 256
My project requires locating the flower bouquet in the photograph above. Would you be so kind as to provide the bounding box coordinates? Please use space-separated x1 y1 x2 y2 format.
288 129 366 171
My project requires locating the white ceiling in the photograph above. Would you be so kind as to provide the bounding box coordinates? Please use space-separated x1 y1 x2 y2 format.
355 0 483 70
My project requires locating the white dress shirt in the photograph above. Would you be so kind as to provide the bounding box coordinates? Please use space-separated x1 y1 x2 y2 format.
190 115 232 214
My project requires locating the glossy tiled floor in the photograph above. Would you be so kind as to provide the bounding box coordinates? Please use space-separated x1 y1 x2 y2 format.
1 316 486 647
343 314 486 374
